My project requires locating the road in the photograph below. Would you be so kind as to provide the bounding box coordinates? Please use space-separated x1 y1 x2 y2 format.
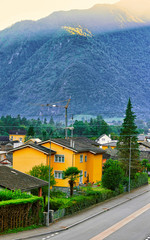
30 191 150 240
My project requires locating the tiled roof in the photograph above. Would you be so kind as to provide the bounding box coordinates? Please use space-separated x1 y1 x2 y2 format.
139 142 150 149
8 143 56 155
9 130 26 135
101 141 117 147
0 166 48 191
0 136 9 142
40 137 105 154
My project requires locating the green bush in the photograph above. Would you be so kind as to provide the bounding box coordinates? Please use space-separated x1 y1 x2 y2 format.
64 195 96 215
131 172 148 190
85 189 115 203
0 196 43 207
50 189 67 198
102 160 124 191
0 189 32 201
48 188 116 215
44 198 69 211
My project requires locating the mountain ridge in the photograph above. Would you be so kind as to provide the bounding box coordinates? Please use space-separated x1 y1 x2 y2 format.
0 2 150 119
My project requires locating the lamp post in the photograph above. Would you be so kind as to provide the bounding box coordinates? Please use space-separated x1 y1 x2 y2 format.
47 139 51 226
128 137 132 192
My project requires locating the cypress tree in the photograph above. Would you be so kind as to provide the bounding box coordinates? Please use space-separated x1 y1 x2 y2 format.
117 98 141 177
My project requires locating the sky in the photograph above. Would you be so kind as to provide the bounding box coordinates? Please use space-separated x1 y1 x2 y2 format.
0 0 119 31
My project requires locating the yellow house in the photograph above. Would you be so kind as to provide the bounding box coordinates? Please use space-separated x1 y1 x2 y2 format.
39 137 105 187
9 137 105 188
9 130 26 143
101 141 117 150
8 144 55 173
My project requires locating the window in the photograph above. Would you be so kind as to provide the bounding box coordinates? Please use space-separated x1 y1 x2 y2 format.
55 155 65 163
19 137 22 142
54 171 63 179
80 170 83 183
80 155 83 163
10 136 13 140
85 156 87 162
84 171 87 178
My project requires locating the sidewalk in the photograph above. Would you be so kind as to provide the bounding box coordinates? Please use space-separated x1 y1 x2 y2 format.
1 184 150 240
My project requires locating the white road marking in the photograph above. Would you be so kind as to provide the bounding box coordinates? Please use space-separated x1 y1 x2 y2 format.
91 203 150 240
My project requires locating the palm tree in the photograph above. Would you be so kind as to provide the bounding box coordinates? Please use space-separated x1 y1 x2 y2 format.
63 167 81 196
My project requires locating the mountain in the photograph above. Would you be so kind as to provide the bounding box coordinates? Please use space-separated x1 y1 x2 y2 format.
116 0 150 21
0 0 150 120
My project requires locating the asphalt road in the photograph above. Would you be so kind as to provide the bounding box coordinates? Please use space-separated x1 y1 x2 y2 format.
30 191 150 240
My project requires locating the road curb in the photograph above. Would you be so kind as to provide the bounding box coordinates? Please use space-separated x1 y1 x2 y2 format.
14 188 150 240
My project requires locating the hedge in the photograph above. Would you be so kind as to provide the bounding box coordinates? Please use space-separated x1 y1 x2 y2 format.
64 195 96 215
49 188 116 215
85 188 116 203
0 197 43 232
0 189 33 201
130 172 148 190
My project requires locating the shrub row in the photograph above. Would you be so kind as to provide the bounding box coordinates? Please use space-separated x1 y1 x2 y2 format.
0 196 43 207
49 188 116 215
0 193 44 232
130 172 148 190
0 189 32 201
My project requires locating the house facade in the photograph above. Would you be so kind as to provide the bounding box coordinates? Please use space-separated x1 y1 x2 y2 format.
39 138 105 187
101 141 117 150
9 137 105 188
8 144 55 173
9 130 26 143
96 134 112 145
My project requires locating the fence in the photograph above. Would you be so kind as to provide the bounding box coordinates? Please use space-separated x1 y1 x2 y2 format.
0 199 42 232
53 209 65 221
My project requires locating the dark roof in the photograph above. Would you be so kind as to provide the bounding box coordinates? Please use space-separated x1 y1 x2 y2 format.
0 166 48 191
101 141 117 147
105 148 118 160
139 142 150 149
40 137 105 154
8 143 56 155
0 136 9 142
9 130 26 135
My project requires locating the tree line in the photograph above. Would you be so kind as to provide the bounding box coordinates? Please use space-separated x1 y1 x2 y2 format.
0 114 121 140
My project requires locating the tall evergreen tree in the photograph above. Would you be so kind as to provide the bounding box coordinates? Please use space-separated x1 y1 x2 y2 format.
117 98 140 177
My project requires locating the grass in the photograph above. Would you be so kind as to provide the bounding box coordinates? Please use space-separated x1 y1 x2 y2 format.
148 177 150 184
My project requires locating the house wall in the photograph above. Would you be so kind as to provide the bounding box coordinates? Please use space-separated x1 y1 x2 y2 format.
97 135 111 145
9 134 26 143
102 145 116 150
42 142 103 187
74 152 88 185
87 153 102 183
42 142 74 187
13 147 49 173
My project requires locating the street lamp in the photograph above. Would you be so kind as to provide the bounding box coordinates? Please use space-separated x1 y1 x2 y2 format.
47 139 51 226
128 136 132 192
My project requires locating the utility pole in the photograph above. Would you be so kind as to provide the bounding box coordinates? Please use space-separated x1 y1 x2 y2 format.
37 98 71 139
65 98 71 139
47 139 51 226
128 136 132 192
